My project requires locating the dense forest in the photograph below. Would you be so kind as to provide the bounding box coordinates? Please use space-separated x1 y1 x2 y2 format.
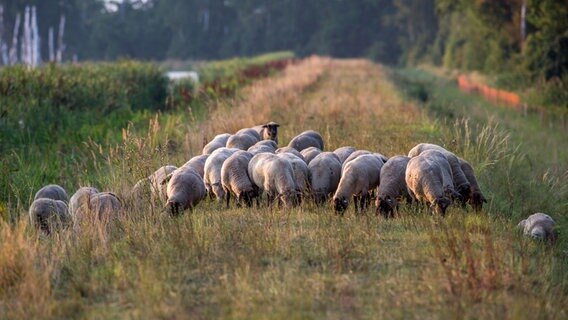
0 0 566 104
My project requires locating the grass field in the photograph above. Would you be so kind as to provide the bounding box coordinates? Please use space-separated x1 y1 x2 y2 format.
1 57 567 319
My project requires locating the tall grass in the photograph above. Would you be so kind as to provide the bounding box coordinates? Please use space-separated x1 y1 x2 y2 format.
0 58 566 318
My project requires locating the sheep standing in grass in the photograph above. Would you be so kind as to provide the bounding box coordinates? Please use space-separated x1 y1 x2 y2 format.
308 152 342 205
165 167 206 215
252 121 280 144
517 213 557 243
248 153 299 208
375 156 411 218
227 129 261 150
248 140 277 155
288 130 324 151
300 147 322 165
275 147 307 163
88 192 122 223
142 165 178 204
408 143 471 204
204 147 241 201
458 158 487 211
202 133 231 155
34 184 68 202
181 154 209 178
29 198 70 234
221 151 258 208
405 152 458 216
276 152 309 202
333 146 357 164
333 154 384 214
69 187 100 218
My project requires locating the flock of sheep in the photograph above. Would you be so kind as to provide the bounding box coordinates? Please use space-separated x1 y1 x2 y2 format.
28 121 557 243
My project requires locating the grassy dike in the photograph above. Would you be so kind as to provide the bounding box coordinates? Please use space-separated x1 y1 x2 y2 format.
0 58 566 319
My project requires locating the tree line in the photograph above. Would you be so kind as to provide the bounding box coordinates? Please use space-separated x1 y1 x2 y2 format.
0 0 566 91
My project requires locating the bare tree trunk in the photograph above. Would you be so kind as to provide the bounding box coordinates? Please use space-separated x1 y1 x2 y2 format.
21 6 31 65
9 13 20 64
521 0 527 49
56 15 65 63
0 5 8 65
31 6 40 67
49 27 54 62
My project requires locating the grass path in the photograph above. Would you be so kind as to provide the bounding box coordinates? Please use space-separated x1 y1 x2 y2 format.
1 58 566 319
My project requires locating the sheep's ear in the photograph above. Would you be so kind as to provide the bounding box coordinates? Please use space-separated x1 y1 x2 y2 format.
273 123 280 127
161 173 173 186
262 124 269 128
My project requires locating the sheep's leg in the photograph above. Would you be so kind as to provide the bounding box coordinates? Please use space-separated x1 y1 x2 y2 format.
225 190 231 209
353 195 359 213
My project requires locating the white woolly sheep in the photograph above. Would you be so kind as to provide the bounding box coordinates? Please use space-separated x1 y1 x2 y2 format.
34 184 68 202
227 131 260 150
202 133 231 155
276 152 309 200
308 152 342 205
300 147 322 164
333 154 384 214
181 154 209 178
458 157 487 211
517 213 557 244
248 140 277 155
252 121 280 144
288 130 324 151
204 147 241 201
221 151 259 208
333 146 357 164
275 146 307 163
69 186 100 219
375 156 411 218
88 192 122 223
236 128 262 141
165 166 206 215
248 153 299 208
408 143 471 204
29 198 70 234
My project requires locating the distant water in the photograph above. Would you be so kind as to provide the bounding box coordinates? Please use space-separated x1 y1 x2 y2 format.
166 71 199 82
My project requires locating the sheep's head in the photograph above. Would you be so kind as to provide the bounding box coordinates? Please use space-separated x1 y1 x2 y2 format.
263 122 280 143
166 199 182 216
333 196 349 215
313 192 328 206
376 195 397 218
279 190 299 209
469 191 487 211
432 197 451 216
241 189 259 208
211 183 225 201
456 183 471 205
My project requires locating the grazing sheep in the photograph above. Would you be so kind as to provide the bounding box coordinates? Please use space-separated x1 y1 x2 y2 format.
517 213 557 243
254 139 278 149
165 167 206 215
145 165 178 204
333 146 357 164
202 133 231 155
204 147 241 201
342 151 387 171
308 152 342 205
375 156 411 218
458 158 487 211
69 187 99 219
227 131 260 150
88 192 122 223
408 143 471 203
181 154 209 178
300 147 322 164
29 198 70 234
248 153 299 208
34 184 68 202
405 153 458 216
252 121 280 144
236 128 262 141
248 140 277 155
275 147 307 163
333 154 384 214
221 151 258 208
276 152 309 199
288 130 324 151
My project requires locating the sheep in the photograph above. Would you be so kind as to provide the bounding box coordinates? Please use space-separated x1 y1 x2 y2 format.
300 147 322 164
342 150 387 171
333 154 384 215
517 213 557 244
165 167 206 215
88 192 122 223
248 153 299 208
308 152 342 205
180 154 209 178
226 131 260 150
141 165 178 204
275 146 307 163
333 146 357 164
204 147 241 201
221 151 259 208
288 130 324 151
252 121 280 144
254 140 278 149
276 152 309 200
236 128 262 141
405 152 458 216
202 133 231 155
29 198 70 234
375 156 411 218
69 187 99 219
247 140 277 155
34 184 68 202
408 143 471 204
458 157 487 211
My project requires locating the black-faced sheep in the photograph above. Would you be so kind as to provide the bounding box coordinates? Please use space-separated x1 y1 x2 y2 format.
252 121 280 144
458 157 487 211
248 153 299 209
375 156 411 218
165 167 206 215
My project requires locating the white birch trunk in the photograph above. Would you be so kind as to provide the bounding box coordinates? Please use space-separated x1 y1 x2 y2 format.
49 27 54 62
56 15 65 63
9 13 20 64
